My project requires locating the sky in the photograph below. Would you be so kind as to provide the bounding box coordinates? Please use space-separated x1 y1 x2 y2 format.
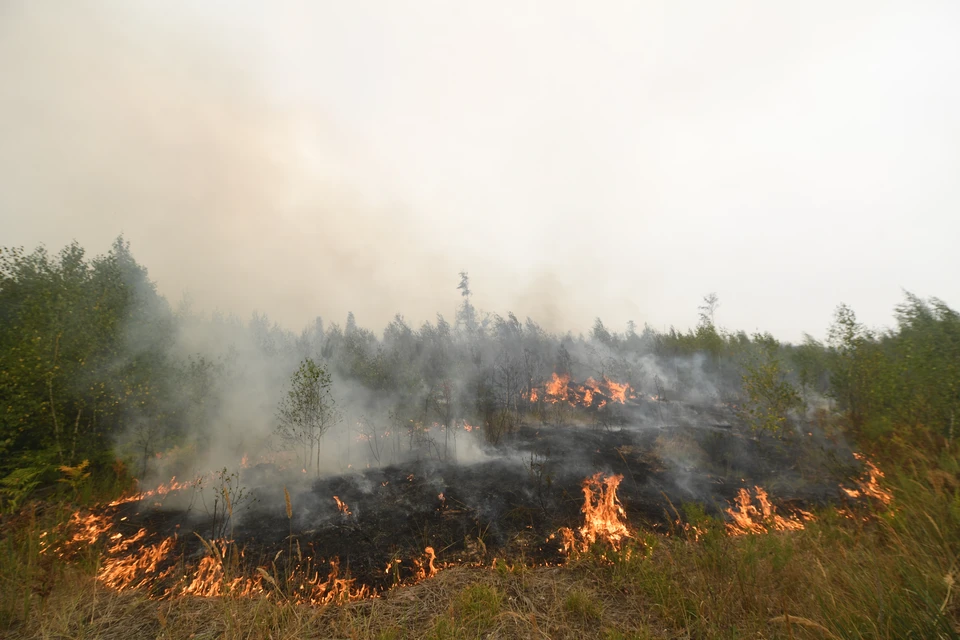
2 1 958 342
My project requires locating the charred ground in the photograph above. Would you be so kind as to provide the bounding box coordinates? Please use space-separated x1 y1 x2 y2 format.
110 402 859 593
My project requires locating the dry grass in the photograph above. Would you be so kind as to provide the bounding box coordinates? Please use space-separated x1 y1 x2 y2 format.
2 440 958 640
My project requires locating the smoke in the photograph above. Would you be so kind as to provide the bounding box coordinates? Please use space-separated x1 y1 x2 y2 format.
0 2 649 338
0 1 465 333
3 2 960 342
0 3 866 513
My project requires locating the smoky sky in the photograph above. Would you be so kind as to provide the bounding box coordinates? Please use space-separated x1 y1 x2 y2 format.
2 1 959 341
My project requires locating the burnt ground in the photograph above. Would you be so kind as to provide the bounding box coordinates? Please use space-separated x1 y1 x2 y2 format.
111 406 862 593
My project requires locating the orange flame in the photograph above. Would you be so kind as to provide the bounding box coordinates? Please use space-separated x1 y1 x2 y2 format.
527 373 636 409
579 473 631 549
108 476 194 507
841 453 893 506
414 546 437 580
98 532 177 593
556 473 631 554
333 496 351 516
725 486 814 535
53 504 444 604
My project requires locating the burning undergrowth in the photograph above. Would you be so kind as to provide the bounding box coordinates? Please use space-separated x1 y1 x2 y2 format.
42 413 892 604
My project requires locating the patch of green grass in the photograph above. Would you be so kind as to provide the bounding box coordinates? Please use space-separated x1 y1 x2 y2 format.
563 587 602 623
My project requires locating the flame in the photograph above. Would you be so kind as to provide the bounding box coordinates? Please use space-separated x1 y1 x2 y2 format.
582 381 596 407
526 373 636 409
414 546 437 580
240 454 250 468
41 510 114 557
50 500 451 605
725 486 814 535
98 532 177 593
108 476 194 507
841 453 893 506
556 473 631 554
545 373 571 402
605 379 632 403
579 473 631 549
333 496 351 516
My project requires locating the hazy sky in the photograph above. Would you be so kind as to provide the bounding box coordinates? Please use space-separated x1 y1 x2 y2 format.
2 1 958 342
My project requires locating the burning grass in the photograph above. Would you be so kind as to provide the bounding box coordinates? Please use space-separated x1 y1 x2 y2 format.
3 433 957 639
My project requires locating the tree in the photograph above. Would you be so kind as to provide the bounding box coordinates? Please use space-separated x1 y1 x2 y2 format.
698 293 720 329
0 237 177 477
275 358 341 476
592 318 613 346
736 334 802 435
455 271 477 333
826 304 886 430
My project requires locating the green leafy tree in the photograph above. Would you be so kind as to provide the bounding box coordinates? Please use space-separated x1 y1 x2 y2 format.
736 334 803 434
0 238 176 480
826 304 891 433
275 358 341 476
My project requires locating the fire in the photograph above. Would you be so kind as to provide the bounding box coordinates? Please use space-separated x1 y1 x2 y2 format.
841 453 893 506
108 476 194 507
604 379 631 404
40 510 114 557
582 381 596 407
545 373 570 401
49 500 448 606
414 546 437 580
556 473 631 554
526 373 636 409
98 532 177 593
301 558 371 605
333 496 351 516
725 486 814 535
579 473 631 549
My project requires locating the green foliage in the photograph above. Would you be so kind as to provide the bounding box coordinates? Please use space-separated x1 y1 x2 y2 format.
563 588 603 622
275 357 341 475
426 582 503 639
0 238 177 479
736 334 803 434
0 465 53 513
57 459 91 501
826 295 960 443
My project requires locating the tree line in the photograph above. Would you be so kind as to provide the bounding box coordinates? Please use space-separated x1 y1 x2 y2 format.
1 239 957 504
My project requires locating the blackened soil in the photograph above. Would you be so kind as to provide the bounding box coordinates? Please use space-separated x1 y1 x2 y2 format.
113 420 860 592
